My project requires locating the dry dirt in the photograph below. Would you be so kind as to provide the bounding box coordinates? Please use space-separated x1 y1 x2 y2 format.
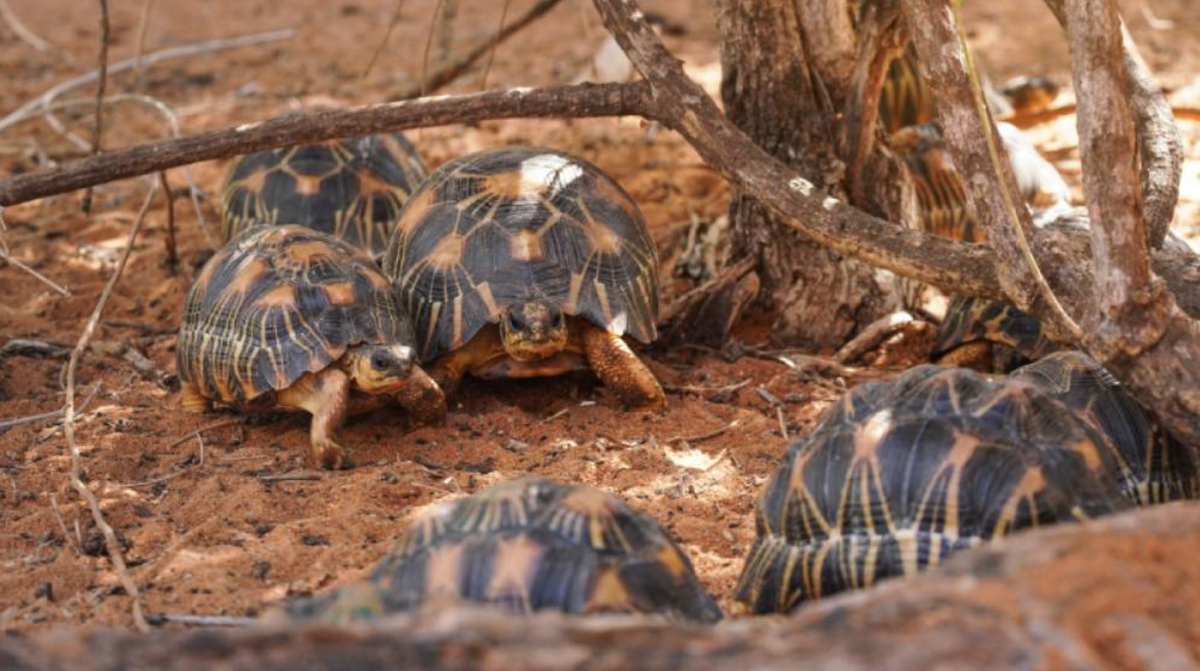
0 0 1198 630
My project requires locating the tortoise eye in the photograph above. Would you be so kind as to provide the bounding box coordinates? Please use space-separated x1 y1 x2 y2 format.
552 312 563 328
507 311 525 331
370 351 393 371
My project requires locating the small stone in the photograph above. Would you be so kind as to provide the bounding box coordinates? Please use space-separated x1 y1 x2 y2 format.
501 439 530 453
380 471 399 484
33 583 53 601
301 534 329 547
251 560 271 582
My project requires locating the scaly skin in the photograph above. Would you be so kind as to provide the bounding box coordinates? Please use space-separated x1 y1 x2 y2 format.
277 367 352 470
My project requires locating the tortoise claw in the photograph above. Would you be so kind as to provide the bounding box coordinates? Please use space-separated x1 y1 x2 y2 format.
312 437 353 470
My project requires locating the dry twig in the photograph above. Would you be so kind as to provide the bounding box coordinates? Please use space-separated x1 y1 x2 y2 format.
0 28 295 134
362 0 409 79
389 0 565 100
0 0 77 65
81 0 110 215
478 0 512 91
132 0 155 89
62 180 158 633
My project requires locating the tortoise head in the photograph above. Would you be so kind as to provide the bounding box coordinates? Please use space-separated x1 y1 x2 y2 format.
500 300 568 362
345 343 416 394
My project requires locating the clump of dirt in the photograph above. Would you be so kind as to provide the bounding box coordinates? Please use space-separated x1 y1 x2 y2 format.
1 0 1198 631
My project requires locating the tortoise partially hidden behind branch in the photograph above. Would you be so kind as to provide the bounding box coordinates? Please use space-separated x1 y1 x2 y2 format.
177 225 445 469
736 354 1197 614
382 147 665 411
221 133 428 258
283 478 722 622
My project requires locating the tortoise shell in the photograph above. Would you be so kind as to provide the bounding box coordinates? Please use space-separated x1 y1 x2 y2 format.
382 147 659 362
890 123 981 243
177 225 416 406
932 294 1057 373
1012 351 1200 505
736 364 1131 613
879 45 935 134
221 133 427 257
286 478 721 623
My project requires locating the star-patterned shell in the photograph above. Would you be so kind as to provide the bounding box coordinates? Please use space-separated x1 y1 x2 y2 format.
932 294 1057 373
286 478 721 623
736 364 1134 614
177 225 416 406
1012 351 1199 506
221 133 428 257
879 45 936 134
382 147 659 362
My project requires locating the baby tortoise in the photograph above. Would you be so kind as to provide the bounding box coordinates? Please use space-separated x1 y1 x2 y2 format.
383 147 665 411
221 133 427 258
285 478 722 622
177 225 445 469
736 363 1146 614
932 294 1056 373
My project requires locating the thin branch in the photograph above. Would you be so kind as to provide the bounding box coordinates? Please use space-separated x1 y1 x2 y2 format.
62 180 158 633
159 170 177 269
0 248 71 296
80 0 110 215
0 28 295 135
362 0 408 79
478 0 512 91
0 0 78 65
131 0 154 90
420 0 449 97
388 0 565 100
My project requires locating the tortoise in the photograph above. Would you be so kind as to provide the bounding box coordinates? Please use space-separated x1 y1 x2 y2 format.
931 294 1056 373
220 133 428 258
1012 351 1199 505
285 478 722 623
177 225 446 469
880 45 936 134
382 147 665 410
735 363 1137 613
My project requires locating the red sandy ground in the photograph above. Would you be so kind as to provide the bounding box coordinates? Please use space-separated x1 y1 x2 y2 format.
0 0 1197 629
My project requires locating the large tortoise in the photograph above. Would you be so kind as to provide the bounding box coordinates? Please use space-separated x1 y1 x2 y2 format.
735 354 1196 614
285 478 722 622
221 133 427 257
177 225 445 469
382 147 665 410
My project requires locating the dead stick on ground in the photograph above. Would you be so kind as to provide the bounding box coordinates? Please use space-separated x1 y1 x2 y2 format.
478 0 512 91
390 0 564 100
159 171 177 268
49 493 80 555
62 179 158 633
0 28 295 134
132 0 154 90
0 0 78 65
362 0 408 79
81 0 110 216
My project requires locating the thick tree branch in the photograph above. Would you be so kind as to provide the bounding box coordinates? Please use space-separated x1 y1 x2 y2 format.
901 0 1083 344
1064 0 1165 355
0 82 653 206
1041 0 1184 249
2 503 1198 670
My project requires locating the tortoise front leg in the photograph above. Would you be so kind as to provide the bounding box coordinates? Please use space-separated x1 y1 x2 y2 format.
180 380 212 413
579 322 666 412
394 367 447 425
427 348 473 400
278 367 352 469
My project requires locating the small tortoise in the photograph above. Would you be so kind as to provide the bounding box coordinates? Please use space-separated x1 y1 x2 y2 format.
177 225 445 469
221 133 427 258
735 363 1137 613
382 147 665 410
285 478 722 622
932 295 1056 373
880 46 936 134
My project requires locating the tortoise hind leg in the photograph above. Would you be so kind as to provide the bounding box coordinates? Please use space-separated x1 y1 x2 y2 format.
277 368 352 470
181 380 212 413
579 322 666 412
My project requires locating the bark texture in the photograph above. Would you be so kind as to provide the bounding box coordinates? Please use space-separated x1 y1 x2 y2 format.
3 503 1198 670
715 0 892 350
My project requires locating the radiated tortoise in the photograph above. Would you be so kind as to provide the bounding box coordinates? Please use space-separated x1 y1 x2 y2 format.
382 147 665 410
221 133 427 257
177 225 445 469
285 477 722 622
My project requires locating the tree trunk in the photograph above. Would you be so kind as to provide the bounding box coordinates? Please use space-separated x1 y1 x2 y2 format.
714 0 893 350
